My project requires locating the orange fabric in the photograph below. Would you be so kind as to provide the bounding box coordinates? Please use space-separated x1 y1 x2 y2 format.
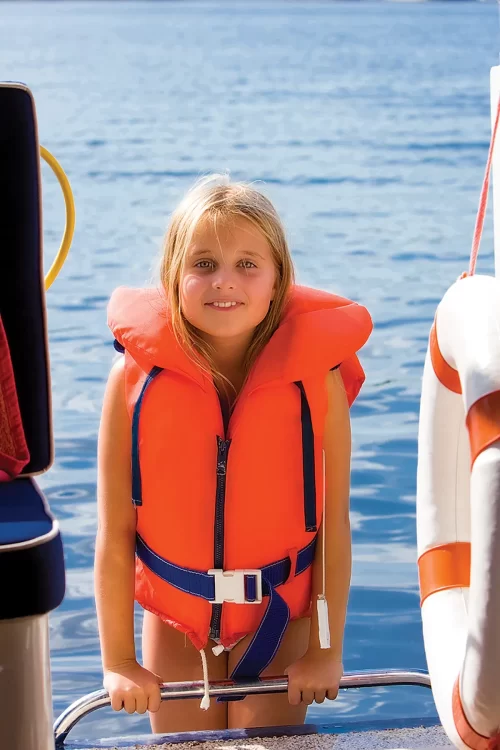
466 391 500 467
418 542 471 606
452 678 500 750
430 322 461 394
108 284 372 650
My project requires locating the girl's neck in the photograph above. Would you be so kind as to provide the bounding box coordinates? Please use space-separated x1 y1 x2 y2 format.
204 332 253 398
213 351 246 400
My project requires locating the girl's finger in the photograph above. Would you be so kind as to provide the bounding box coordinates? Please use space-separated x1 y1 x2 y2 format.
110 694 124 712
287 681 302 706
135 692 148 715
123 694 137 714
314 690 326 704
327 686 339 701
147 685 162 713
301 689 315 705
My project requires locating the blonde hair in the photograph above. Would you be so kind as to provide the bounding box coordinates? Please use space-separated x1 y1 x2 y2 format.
160 174 295 393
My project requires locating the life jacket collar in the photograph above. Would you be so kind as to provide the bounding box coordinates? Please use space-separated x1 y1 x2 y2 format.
108 284 372 402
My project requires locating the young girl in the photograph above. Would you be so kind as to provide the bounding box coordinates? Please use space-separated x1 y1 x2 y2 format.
95 175 372 733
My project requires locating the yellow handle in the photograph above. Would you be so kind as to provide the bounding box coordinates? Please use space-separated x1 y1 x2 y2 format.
40 146 76 290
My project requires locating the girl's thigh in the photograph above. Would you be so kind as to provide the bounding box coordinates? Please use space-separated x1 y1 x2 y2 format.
142 610 228 733
227 617 311 729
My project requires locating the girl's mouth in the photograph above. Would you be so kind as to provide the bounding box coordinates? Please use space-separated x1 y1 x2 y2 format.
205 301 243 310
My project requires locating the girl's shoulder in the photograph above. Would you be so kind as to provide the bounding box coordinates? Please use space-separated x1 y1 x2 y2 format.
108 351 126 381
102 355 127 420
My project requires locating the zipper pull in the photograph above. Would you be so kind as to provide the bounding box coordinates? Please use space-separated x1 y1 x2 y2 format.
217 437 228 475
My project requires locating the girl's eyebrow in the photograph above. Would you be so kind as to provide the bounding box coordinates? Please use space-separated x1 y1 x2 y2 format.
189 248 265 260
189 248 214 258
242 250 265 260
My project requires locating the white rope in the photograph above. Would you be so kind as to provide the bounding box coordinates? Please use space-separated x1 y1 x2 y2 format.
199 648 211 710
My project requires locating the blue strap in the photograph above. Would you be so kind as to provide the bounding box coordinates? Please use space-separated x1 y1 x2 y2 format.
131 367 163 506
136 533 316 691
136 534 316 600
136 534 217 597
245 574 257 603
295 381 317 532
225 540 316 696
228 576 290 685
113 339 125 353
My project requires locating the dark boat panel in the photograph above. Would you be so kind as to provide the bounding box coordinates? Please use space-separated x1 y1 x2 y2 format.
0 83 52 475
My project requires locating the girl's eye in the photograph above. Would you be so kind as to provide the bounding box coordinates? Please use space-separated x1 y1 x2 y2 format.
194 259 256 270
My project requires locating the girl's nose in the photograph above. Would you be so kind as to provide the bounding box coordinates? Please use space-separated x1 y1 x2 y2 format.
212 270 235 290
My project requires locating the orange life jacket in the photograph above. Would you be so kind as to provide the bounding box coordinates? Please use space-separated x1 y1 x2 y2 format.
108 284 372 680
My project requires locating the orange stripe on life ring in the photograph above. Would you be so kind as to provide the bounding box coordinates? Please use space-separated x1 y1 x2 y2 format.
467 391 500 467
430 323 462 394
418 542 470 606
452 678 500 750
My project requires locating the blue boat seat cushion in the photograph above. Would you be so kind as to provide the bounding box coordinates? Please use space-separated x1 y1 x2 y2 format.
0 478 65 619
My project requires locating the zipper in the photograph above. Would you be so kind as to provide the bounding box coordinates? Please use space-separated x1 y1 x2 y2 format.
209 435 231 640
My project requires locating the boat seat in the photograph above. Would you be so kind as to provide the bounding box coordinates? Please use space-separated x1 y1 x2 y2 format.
0 83 65 624
0 478 64 619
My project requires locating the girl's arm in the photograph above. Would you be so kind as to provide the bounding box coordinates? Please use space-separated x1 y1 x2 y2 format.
286 367 351 705
95 357 161 714
309 366 352 661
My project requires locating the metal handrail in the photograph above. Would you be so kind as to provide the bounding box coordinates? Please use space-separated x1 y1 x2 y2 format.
54 668 431 745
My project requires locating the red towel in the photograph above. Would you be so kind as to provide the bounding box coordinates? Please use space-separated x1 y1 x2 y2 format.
0 315 29 480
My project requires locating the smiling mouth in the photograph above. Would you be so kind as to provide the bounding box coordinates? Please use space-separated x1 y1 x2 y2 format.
205 301 243 309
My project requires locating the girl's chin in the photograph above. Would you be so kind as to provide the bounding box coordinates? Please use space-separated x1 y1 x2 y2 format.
195 325 256 345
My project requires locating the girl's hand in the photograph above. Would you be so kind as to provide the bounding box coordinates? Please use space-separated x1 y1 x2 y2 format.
284 650 343 706
103 660 163 714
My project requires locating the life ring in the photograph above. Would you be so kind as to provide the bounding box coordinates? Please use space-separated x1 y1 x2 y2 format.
417 273 500 749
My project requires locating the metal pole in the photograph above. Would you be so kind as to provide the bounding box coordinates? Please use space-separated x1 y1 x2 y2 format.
0 615 54 750
54 669 431 745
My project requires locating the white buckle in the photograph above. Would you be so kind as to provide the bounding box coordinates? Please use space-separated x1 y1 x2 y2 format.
208 569 263 604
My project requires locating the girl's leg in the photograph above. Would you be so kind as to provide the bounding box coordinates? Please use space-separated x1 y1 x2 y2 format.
227 617 310 729
142 610 228 733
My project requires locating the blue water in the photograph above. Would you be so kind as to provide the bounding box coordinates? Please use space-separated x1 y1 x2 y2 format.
2 0 499 740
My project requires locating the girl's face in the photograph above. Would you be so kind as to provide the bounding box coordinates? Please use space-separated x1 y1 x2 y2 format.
179 216 277 346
